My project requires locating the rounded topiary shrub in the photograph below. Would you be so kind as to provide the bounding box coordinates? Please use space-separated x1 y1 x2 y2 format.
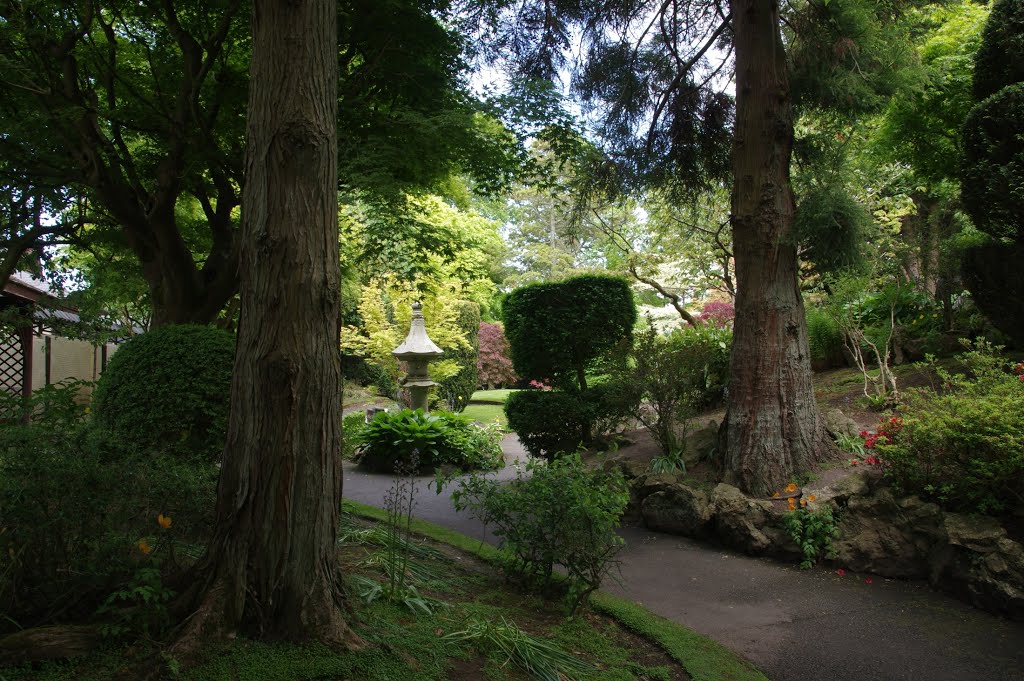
93 324 235 460
504 389 593 461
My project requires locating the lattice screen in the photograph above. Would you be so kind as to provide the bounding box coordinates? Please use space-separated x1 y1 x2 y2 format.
0 326 25 397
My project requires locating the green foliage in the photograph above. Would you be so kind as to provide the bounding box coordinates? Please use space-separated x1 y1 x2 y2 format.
793 185 868 276
610 319 699 459
0 384 217 632
342 412 368 461
504 389 591 460
444 617 594 681
783 506 840 569
354 408 503 473
971 0 1024 101
502 275 637 390
806 306 846 367
96 568 174 640
437 301 481 412
664 322 732 410
879 342 1024 514
452 454 629 614
961 84 1024 242
92 324 234 461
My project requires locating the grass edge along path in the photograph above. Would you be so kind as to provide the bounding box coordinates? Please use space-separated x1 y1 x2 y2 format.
342 499 768 681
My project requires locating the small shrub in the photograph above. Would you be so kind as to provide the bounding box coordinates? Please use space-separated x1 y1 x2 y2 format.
696 301 734 327
354 409 503 473
783 505 839 569
342 412 368 460
665 322 732 409
92 324 234 460
0 384 217 631
879 342 1024 514
504 389 591 460
806 306 845 367
452 453 629 613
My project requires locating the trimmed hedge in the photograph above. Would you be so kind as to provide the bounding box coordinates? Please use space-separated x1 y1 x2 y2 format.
92 324 234 460
504 390 592 460
502 275 636 390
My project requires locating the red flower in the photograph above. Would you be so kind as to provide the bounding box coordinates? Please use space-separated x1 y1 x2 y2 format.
851 459 860 466
864 578 873 584
836 569 846 576
859 430 869 437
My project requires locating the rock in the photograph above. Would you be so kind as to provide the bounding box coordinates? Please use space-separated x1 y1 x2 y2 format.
813 469 875 508
932 513 1024 620
711 483 774 555
641 483 714 537
683 420 719 469
634 472 683 501
833 489 944 578
603 455 649 481
824 408 859 439
0 625 102 666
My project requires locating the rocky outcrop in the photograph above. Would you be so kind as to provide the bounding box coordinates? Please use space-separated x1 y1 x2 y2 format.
832 490 944 578
641 483 714 537
824 408 860 439
932 514 1024 619
628 464 1024 621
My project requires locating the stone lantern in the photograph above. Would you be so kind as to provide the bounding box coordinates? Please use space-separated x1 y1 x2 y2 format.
392 302 443 412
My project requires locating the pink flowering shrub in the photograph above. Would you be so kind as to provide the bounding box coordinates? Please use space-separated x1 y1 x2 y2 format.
476 322 518 388
697 301 734 328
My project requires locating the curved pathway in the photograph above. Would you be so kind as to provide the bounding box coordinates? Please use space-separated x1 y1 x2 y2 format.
342 435 1024 681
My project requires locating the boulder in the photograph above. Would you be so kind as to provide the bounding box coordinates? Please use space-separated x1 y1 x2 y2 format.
813 469 876 508
932 513 1024 620
641 483 715 537
824 408 860 439
711 483 775 555
683 420 719 469
833 489 944 578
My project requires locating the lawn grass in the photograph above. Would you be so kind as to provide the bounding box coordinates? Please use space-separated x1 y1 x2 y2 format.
461 389 517 428
461 401 507 427
470 388 517 404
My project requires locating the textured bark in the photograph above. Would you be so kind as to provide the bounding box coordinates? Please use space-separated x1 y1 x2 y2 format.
723 0 833 497
171 0 358 650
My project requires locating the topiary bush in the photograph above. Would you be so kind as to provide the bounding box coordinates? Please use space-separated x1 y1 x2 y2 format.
503 389 593 460
354 408 503 473
502 275 636 391
878 342 1024 515
452 453 629 614
92 324 234 460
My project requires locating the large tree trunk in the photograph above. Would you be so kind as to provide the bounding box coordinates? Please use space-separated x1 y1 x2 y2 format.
170 0 358 652
723 0 833 497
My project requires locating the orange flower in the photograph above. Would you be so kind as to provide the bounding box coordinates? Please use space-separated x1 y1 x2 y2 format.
157 514 172 529
785 483 798 493
773 492 780 498
808 495 817 502
137 539 153 556
799 498 807 506
787 498 797 511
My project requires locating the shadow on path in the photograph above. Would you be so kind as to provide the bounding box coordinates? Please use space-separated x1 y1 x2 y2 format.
342 434 1024 681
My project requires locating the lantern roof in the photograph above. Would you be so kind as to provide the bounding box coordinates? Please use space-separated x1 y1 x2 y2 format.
393 302 443 359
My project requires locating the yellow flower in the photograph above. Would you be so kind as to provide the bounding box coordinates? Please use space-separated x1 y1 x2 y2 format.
157 514 172 529
137 539 153 555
